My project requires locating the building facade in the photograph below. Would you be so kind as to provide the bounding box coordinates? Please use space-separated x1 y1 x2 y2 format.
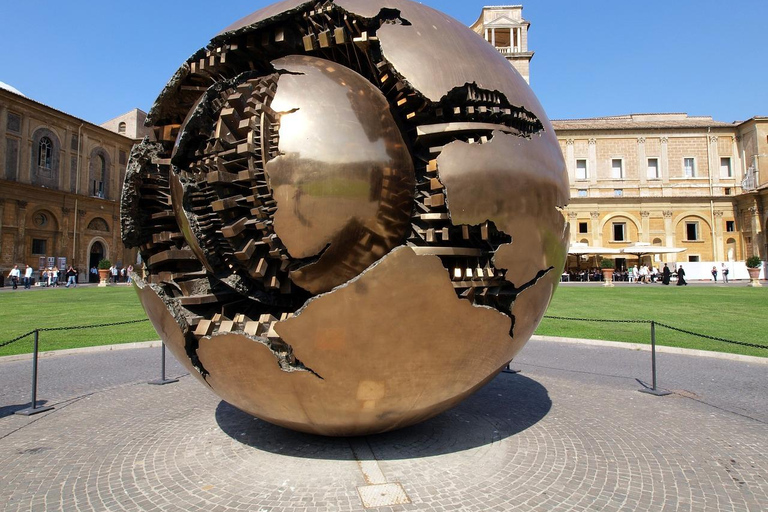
471 5 534 84
553 114 768 268
0 86 138 281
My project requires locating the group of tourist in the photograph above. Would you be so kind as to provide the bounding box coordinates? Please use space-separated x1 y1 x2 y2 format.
5 265 79 289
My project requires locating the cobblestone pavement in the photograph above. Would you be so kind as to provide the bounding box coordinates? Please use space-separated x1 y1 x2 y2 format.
0 342 766 511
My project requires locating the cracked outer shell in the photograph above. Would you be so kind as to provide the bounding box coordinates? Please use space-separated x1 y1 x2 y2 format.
197 247 513 436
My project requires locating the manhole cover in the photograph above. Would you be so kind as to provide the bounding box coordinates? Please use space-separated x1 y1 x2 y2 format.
357 483 411 508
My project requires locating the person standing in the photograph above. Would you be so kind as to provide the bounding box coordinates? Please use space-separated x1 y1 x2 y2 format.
23 265 33 289
721 263 729 283
711 266 718 282
65 266 77 288
676 265 687 286
7 265 20 290
661 263 671 285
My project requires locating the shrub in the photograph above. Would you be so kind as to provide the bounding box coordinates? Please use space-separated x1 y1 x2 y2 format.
746 256 762 268
98 259 112 270
599 257 615 269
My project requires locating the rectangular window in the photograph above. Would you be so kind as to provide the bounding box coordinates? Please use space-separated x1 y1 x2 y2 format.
720 157 732 178
32 239 47 255
119 150 127 165
71 134 79 151
613 222 626 242
576 159 588 180
726 220 735 232
688 255 700 262
578 222 588 234
684 157 696 177
647 158 659 179
5 137 19 181
611 159 624 179
724 187 731 196
6 112 21 133
614 189 623 197
686 221 699 241
577 189 587 198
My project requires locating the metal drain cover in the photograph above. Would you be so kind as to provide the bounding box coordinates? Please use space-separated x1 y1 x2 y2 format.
357 483 411 508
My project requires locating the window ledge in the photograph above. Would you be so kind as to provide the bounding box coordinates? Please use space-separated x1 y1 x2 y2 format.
683 240 704 243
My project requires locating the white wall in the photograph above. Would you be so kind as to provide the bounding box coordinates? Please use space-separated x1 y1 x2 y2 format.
668 261 765 281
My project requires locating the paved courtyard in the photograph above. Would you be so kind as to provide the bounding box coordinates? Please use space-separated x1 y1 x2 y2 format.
0 339 766 511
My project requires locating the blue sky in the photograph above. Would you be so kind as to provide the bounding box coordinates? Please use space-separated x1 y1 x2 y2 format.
1 0 764 125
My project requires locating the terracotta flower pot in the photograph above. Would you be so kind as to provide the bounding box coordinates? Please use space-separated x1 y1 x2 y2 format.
602 268 615 287
98 269 110 287
747 267 762 287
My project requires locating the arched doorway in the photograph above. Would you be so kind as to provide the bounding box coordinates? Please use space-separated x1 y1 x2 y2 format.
89 242 105 282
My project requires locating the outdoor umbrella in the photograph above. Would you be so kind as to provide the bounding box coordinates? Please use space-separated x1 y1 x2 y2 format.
620 243 686 266
567 244 621 281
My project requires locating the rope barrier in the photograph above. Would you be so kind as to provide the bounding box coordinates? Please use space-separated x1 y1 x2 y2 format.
0 319 150 349
0 330 35 349
542 315 768 350
654 322 768 350
39 319 150 332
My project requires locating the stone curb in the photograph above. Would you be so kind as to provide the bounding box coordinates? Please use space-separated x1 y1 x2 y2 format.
0 340 162 364
530 335 768 365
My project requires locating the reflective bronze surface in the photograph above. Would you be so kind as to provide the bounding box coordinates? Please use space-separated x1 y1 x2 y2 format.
124 0 569 436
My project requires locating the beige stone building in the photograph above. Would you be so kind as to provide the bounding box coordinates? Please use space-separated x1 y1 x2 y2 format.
474 5 767 275
100 108 152 140
0 84 138 282
471 5 534 84
552 113 768 270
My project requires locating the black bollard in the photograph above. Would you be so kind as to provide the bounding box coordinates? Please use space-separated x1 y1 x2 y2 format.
16 330 54 415
639 321 670 396
149 343 178 385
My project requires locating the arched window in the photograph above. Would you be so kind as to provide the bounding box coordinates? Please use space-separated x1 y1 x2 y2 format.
38 137 52 170
118 122 127 134
92 155 106 198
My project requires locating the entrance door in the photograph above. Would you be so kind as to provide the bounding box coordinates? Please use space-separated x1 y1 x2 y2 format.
89 242 105 282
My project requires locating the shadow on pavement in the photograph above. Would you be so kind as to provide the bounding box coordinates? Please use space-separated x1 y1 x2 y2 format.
215 372 551 460
0 401 48 418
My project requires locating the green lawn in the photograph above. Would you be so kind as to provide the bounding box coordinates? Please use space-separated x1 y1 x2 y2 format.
1 283 766 358
537 284 768 358
0 286 157 356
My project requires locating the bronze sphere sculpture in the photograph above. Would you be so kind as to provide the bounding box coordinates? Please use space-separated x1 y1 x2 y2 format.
122 0 569 436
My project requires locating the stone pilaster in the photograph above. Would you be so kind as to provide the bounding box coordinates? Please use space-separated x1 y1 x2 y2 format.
590 211 601 245
637 138 647 186
565 139 575 183
662 210 675 261
588 139 597 185
660 137 670 184
640 211 650 242
17 200 28 264
713 210 725 261
709 135 720 186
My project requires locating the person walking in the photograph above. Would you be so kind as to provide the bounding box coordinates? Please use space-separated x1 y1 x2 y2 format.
23 265 33 289
65 266 77 288
676 265 687 286
661 263 671 285
7 265 20 290
711 266 718 282
721 263 729 283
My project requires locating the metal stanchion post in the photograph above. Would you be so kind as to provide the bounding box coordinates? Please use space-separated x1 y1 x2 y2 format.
16 330 54 415
639 321 670 396
149 343 178 385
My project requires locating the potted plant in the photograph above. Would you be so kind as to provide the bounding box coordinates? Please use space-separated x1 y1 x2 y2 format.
600 257 615 287
97 259 112 287
746 255 762 287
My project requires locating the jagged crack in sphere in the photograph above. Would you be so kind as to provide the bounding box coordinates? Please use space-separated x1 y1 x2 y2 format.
121 0 569 436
